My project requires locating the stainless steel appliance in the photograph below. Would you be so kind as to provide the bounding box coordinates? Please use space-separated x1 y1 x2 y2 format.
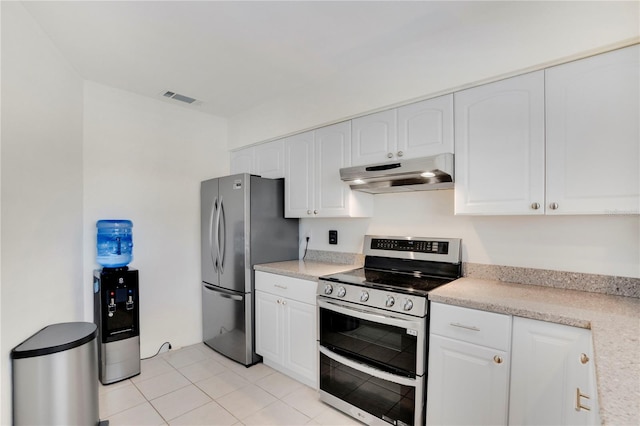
317 235 462 426
201 174 298 366
340 153 454 193
94 267 140 384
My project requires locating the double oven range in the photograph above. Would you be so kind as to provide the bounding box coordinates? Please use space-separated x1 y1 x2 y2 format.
317 235 462 426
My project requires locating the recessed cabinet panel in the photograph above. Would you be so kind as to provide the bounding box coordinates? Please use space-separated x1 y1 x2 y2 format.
351 109 397 166
230 148 254 175
546 45 639 214
315 122 351 215
284 132 314 218
398 94 454 157
454 71 545 215
254 140 285 178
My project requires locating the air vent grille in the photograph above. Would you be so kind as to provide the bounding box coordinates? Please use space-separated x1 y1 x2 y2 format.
161 91 197 104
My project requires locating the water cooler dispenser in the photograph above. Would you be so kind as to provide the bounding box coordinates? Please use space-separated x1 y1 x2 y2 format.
93 220 141 384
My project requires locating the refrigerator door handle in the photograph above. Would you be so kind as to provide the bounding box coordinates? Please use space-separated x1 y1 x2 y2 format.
203 283 243 301
209 196 219 272
219 198 226 273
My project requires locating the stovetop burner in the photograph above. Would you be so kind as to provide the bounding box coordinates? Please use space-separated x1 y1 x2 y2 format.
322 267 454 296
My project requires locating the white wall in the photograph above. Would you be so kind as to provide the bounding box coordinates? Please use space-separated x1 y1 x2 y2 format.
83 82 228 357
228 1 639 148
300 191 640 278
1 2 84 424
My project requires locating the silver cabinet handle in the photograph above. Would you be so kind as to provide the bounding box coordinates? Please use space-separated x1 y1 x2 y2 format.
531 202 540 210
449 322 480 332
397 151 404 157
387 152 393 158
549 202 559 210
313 210 318 215
493 355 503 364
307 210 312 215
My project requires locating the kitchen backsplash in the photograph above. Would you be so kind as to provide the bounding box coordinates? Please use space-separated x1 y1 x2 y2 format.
304 250 364 266
463 263 640 299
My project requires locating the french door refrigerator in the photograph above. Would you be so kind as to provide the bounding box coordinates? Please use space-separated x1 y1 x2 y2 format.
201 174 299 366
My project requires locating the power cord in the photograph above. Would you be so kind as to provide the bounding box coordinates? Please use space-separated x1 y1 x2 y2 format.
141 342 172 360
303 236 310 260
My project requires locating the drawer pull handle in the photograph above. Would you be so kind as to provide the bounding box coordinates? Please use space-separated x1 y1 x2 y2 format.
575 388 591 411
449 322 480 332
274 284 288 290
580 353 589 364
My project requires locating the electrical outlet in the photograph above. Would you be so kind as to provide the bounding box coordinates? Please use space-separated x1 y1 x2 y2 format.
329 230 338 245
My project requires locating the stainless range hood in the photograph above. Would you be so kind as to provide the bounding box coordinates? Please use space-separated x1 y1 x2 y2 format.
340 153 454 194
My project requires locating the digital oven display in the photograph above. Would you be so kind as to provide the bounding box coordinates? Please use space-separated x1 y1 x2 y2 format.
370 238 449 254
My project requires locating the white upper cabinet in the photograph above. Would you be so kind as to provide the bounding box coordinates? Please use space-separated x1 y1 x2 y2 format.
229 140 285 178
545 45 639 215
284 122 373 218
351 109 397 165
454 71 545 215
351 94 454 166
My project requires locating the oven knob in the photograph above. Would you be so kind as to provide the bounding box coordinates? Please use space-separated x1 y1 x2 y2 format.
403 299 414 311
360 291 369 302
337 287 346 298
323 284 333 295
385 296 395 307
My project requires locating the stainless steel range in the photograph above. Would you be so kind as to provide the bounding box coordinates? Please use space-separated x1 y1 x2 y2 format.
317 235 462 426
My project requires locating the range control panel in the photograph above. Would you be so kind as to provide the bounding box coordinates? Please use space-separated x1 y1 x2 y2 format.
370 238 449 254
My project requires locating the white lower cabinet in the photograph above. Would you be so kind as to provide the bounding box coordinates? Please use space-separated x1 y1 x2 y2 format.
255 271 317 388
509 316 600 426
427 303 511 426
427 304 600 426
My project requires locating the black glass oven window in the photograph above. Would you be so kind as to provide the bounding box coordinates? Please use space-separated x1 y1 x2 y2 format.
319 307 417 377
320 352 416 426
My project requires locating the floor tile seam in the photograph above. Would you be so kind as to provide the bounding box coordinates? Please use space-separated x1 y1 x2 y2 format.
253 379 300 400
190 376 250 401
224 397 281 421
130 370 194 402
149 391 214 423
167 399 242 425
272 398 314 424
100 398 150 420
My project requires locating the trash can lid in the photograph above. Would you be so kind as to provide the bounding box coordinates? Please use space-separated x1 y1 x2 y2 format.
11 322 97 359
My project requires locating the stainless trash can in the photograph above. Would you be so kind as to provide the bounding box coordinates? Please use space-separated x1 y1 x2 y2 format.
11 322 100 426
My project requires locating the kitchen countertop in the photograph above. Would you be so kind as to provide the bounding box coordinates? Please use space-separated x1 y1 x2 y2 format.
429 278 640 426
254 260 358 281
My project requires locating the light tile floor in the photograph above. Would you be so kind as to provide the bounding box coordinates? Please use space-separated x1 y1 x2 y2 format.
99 343 361 425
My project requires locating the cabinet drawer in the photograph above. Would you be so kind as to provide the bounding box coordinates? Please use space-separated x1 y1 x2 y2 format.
255 271 317 305
430 302 511 351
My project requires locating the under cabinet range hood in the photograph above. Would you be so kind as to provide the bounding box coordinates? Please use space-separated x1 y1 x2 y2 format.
340 153 454 193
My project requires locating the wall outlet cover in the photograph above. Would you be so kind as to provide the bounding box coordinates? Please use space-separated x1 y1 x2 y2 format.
329 230 338 245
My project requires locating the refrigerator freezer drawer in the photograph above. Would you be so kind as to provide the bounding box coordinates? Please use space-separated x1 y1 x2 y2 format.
202 284 257 365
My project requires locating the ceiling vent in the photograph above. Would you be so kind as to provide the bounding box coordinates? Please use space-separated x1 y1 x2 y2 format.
161 90 199 105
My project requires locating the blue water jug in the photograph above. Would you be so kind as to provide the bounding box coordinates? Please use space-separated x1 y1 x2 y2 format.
96 220 133 268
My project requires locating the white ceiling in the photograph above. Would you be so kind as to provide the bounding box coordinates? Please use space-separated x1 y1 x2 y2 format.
21 0 508 118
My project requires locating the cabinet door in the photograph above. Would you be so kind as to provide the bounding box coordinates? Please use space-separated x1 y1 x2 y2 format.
397 94 454 159
509 317 599 426
284 131 314 218
255 291 283 363
351 109 398 166
283 299 317 388
314 121 352 217
254 140 285 179
546 45 639 215
427 334 510 426
230 148 254 174
454 71 545 215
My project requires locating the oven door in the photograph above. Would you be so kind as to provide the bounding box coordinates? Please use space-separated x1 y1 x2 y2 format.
317 298 426 377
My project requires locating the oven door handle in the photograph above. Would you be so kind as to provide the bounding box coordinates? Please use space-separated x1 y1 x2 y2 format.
317 299 424 330
319 346 419 388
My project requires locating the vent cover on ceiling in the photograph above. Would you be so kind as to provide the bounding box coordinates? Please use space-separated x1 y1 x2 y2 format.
162 90 198 104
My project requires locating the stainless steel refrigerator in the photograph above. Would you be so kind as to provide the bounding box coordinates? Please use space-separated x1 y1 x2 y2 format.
201 174 299 366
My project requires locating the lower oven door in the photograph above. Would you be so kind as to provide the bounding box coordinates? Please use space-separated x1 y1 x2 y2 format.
319 346 424 426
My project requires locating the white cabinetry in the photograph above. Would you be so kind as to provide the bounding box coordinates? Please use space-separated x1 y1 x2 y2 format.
455 45 639 215
509 317 600 426
284 121 372 218
255 271 318 388
427 303 512 426
351 95 453 166
454 71 545 215
545 45 639 215
230 140 285 178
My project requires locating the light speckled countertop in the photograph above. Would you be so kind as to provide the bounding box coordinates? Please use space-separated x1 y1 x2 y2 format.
429 278 640 426
254 260 358 281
